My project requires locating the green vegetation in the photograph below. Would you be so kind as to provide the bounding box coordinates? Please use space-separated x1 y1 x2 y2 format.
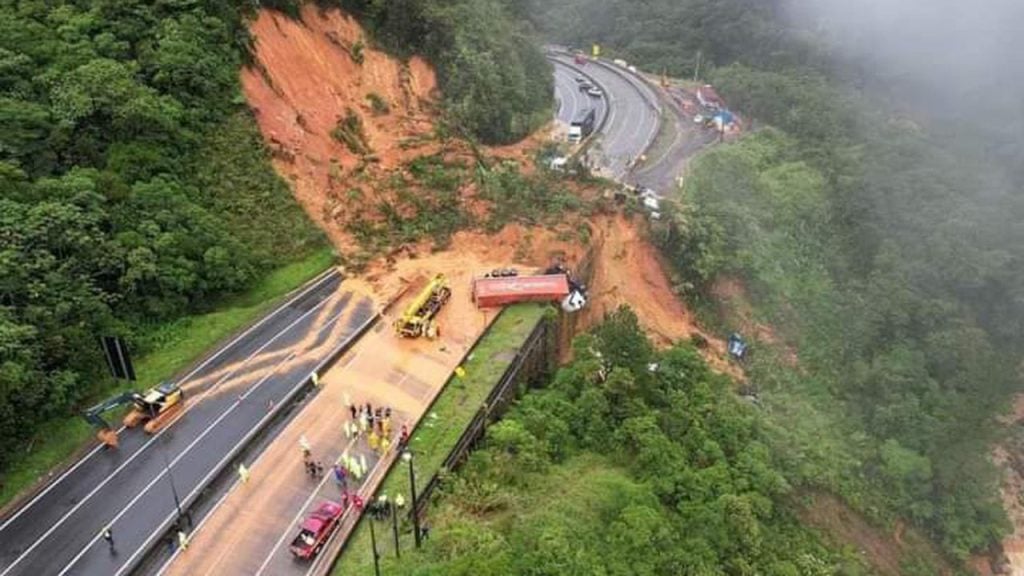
528 0 1024 562
0 247 334 508
346 153 583 253
336 303 547 573
351 38 365 65
331 108 372 156
337 0 553 144
366 92 389 116
0 0 328 480
345 308 864 575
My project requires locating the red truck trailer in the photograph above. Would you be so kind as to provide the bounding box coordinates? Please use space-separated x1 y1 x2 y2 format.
472 274 570 308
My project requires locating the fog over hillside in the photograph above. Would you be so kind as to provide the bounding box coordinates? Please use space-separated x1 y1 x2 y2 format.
785 0 1024 182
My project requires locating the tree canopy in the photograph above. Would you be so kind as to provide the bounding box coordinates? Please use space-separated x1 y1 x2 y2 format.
534 0 1024 561
370 308 861 575
0 0 323 472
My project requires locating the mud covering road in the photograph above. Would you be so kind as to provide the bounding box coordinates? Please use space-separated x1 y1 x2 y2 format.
158 268 503 576
0 270 377 576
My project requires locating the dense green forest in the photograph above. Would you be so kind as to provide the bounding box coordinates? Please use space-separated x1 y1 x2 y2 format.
335 0 552 144
532 0 1024 562
0 0 551 478
365 309 862 575
0 0 324 472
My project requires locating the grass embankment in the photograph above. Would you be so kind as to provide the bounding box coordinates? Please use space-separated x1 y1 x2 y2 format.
334 303 548 573
0 247 335 509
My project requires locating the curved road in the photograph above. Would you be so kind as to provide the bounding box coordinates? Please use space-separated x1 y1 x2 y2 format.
0 270 376 576
552 60 607 128
550 54 660 181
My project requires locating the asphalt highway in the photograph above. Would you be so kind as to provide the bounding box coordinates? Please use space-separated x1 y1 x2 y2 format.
552 60 607 127
0 269 377 576
550 54 660 181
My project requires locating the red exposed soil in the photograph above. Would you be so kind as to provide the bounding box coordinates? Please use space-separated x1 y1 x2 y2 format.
711 275 799 368
238 7 737 376
359 224 588 301
581 215 739 376
241 5 439 250
795 491 953 576
985 395 1024 575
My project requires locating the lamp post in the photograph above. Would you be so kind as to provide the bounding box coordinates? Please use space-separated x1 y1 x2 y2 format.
393 494 406 559
159 438 187 528
389 500 401 558
368 512 381 576
402 450 421 548
376 494 399 559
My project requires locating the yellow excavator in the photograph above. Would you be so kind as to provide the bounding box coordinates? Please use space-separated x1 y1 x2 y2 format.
82 382 185 447
394 274 451 339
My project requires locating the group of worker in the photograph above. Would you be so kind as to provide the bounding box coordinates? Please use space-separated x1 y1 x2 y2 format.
296 398 417 523
343 402 409 456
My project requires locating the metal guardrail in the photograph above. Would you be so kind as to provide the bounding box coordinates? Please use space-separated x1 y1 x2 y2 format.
316 306 552 575
547 50 663 182
409 316 552 519
133 305 381 576
546 55 611 160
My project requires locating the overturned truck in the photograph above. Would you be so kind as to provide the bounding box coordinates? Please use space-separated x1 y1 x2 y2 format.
472 271 587 312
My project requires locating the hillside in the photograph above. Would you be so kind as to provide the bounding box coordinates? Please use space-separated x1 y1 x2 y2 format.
530 0 1024 571
0 0 553 505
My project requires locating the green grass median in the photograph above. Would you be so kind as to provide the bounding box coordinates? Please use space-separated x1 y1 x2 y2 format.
334 303 548 573
0 247 335 509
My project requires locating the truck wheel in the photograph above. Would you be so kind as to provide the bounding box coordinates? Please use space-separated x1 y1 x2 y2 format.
314 543 323 557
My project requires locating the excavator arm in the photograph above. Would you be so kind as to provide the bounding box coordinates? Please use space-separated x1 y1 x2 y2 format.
82 392 135 447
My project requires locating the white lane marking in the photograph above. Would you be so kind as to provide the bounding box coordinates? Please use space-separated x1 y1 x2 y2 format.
303 448 391 576
553 65 582 125
0 269 338 534
57 349 300 576
129 309 378 576
253 436 361 576
0 289 341 576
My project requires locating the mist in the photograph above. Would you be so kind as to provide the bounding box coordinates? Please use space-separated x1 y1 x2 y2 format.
784 0 1024 181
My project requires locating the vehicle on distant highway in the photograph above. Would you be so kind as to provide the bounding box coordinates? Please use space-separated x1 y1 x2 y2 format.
577 81 593 92
568 107 596 143
290 500 344 559
586 86 603 98
574 76 587 84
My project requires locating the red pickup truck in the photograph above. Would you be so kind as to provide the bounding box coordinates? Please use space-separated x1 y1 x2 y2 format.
289 500 345 559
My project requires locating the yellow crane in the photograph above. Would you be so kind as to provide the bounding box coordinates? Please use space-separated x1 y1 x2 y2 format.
394 274 451 339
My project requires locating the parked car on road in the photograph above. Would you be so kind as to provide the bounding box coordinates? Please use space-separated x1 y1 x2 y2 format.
290 500 344 560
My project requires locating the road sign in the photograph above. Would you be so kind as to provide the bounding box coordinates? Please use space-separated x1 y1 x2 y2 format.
592 44 601 57
101 336 136 381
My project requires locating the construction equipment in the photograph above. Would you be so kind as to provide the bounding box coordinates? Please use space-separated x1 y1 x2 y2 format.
394 274 451 339
82 381 185 447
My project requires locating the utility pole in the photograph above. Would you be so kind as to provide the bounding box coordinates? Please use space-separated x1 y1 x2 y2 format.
391 500 401 559
693 50 702 82
159 440 188 528
369 514 382 576
402 450 422 548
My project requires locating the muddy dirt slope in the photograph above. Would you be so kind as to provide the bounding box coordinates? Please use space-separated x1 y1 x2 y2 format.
241 5 438 249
